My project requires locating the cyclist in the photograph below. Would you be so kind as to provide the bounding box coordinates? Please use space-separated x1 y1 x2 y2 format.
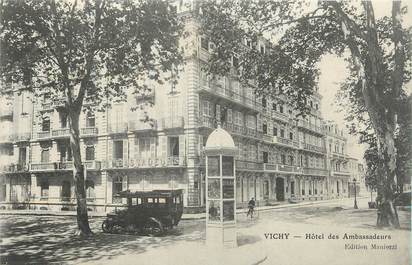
247 197 255 218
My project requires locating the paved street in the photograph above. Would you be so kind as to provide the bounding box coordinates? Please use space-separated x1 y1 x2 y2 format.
0 197 410 265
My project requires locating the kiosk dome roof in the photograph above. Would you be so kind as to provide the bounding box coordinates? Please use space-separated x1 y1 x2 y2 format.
205 126 236 150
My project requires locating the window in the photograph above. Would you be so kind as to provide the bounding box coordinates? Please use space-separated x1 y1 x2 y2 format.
60 112 68 128
61 181 71 201
59 144 72 162
289 155 294 166
112 176 124 203
113 140 123 160
86 180 95 199
227 109 232 123
289 132 293 140
86 112 95 127
42 118 50 132
262 98 267 108
40 180 49 199
272 103 277 111
281 154 286 165
139 138 151 159
263 152 268 163
279 105 284 113
260 45 265 55
246 115 256 129
234 111 243 125
315 104 319 110
168 136 179 157
18 147 27 165
280 129 285 138
41 149 50 163
263 123 267 134
202 100 212 117
85 146 95 160
273 127 278 136
232 55 239 68
310 101 313 108
200 37 209 50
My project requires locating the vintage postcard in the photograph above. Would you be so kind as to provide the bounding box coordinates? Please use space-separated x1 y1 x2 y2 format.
0 0 410 264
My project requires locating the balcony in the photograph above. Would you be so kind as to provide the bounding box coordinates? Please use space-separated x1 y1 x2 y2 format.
129 120 157 132
0 105 13 118
236 160 264 171
30 162 57 171
108 122 128 134
263 163 302 173
81 127 98 137
1 163 29 173
59 160 102 170
13 132 31 142
52 128 70 138
332 152 348 160
37 131 51 140
331 170 351 177
271 110 289 123
104 156 186 169
301 142 326 154
161 116 184 130
41 102 53 111
30 161 102 171
272 136 299 149
297 120 323 135
278 164 301 173
198 82 262 113
303 167 329 176
0 134 13 144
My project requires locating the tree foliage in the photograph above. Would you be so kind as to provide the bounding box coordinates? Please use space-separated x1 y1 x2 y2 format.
197 0 411 228
0 0 183 235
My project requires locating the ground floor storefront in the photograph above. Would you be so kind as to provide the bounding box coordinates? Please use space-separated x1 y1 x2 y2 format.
0 167 340 212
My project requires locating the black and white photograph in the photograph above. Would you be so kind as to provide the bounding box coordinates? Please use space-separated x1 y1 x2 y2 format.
0 0 410 264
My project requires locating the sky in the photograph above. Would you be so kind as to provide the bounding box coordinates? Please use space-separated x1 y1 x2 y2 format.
317 0 411 161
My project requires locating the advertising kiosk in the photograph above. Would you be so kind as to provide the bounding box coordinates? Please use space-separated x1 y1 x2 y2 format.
204 126 237 248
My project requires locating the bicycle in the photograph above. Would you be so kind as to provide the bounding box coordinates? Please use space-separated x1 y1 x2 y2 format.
246 206 255 219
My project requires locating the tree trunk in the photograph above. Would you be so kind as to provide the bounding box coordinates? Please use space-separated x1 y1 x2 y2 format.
68 109 93 236
376 131 400 228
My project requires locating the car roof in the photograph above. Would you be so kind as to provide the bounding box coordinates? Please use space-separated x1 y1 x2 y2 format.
115 189 183 198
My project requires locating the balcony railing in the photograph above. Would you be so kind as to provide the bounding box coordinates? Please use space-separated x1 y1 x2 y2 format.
198 82 262 112
129 120 157 132
331 170 351 176
0 134 13 143
13 132 31 142
263 163 301 173
271 111 289 122
81 127 98 137
0 106 13 118
30 161 102 171
332 152 348 160
108 122 128 134
1 163 29 173
236 160 264 171
303 167 329 176
302 143 326 153
52 128 70 138
30 162 57 171
161 116 184 130
297 120 323 134
37 131 51 139
104 156 186 169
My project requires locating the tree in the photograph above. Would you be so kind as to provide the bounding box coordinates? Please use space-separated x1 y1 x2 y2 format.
0 0 182 236
197 0 411 228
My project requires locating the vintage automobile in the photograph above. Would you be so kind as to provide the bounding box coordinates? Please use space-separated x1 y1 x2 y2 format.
102 189 184 235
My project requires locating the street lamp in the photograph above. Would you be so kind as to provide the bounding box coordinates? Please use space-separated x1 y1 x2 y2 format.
353 178 358 209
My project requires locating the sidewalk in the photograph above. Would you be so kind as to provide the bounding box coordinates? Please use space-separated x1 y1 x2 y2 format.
0 197 368 220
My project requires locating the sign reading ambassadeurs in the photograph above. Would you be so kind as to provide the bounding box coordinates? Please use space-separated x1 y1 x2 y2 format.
104 157 186 169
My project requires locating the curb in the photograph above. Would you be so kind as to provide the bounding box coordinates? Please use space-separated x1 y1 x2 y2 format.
0 197 369 220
